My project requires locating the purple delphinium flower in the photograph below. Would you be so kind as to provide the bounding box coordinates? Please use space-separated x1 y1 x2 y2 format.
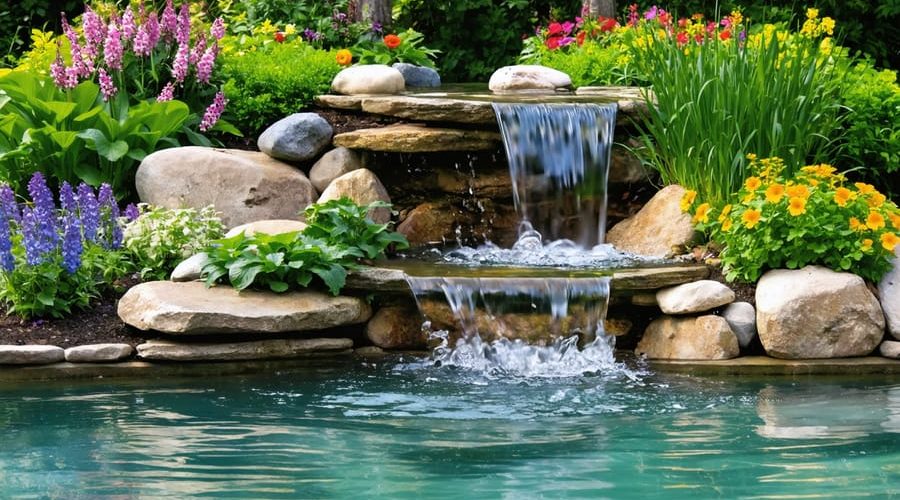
172 42 190 82
104 21 124 70
196 44 216 84
0 185 20 225
61 215 83 274
76 183 99 243
199 91 226 132
157 81 176 102
28 173 55 217
99 68 118 101
0 210 13 272
161 0 177 42
97 184 122 249
121 6 137 42
20 207 56 266
210 17 225 41
124 203 140 222
59 182 77 213
302 28 322 42
370 21 383 35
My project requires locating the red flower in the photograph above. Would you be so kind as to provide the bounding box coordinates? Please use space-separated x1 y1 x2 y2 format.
676 31 689 46
547 22 564 35
274 31 285 43
545 35 563 50
383 34 402 49
576 31 586 46
719 30 732 41
598 17 617 32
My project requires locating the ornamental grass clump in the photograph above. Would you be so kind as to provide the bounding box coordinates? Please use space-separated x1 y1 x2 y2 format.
0 173 133 318
682 155 900 283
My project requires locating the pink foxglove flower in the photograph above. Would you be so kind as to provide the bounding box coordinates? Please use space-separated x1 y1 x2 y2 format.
146 12 161 48
172 42 190 82
133 23 152 56
199 91 226 132
161 0 177 42
121 6 137 42
176 3 191 46
98 68 117 101
82 6 106 59
196 44 216 84
157 81 175 102
210 18 225 41
104 21 124 71
50 51 67 89
190 34 206 65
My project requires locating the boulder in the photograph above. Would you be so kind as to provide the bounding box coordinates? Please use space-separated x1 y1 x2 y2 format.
257 113 333 163
396 202 461 246
64 344 134 363
392 63 440 87
171 252 208 282
721 302 757 349
878 247 900 340
656 280 735 314
0 345 65 365
636 315 739 360
333 124 501 153
756 266 885 359
317 169 392 224
136 147 316 228
225 219 308 238
118 281 372 335
137 338 353 361
609 143 648 184
309 147 364 192
606 185 697 258
488 65 572 92
344 267 412 293
880 340 900 359
365 305 427 349
332 64 405 95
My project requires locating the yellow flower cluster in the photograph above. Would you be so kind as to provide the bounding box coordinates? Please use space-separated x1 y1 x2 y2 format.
800 8 836 38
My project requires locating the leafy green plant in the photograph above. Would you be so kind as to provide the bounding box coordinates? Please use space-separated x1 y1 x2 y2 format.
220 42 340 135
683 156 900 283
0 71 190 198
353 29 440 68
123 204 225 281
201 198 409 295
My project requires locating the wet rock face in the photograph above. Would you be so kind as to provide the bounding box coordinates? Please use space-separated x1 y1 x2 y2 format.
365 304 428 349
756 266 885 359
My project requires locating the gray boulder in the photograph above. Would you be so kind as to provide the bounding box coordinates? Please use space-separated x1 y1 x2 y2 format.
880 340 900 359
257 113 333 162
878 247 900 340
392 63 441 87
721 302 757 349
309 147 364 192
0 345 64 365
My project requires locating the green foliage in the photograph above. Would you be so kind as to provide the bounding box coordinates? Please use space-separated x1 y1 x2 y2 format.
839 62 900 196
396 0 581 82
0 71 190 198
123 205 225 281
629 20 846 206
220 42 340 136
0 0 81 67
201 198 409 295
684 156 900 283
354 29 440 68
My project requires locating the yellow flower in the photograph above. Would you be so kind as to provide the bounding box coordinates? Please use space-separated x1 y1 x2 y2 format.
680 190 697 212
819 17 835 36
718 204 732 222
882 233 900 252
866 192 886 208
785 185 810 199
730 10 743 26
833 187 853 207
335 49 353 66
806 8 819 20
861 238 873 252
764 183 784 203
867 211 886 230
693 203 711 224
721 218 733 232
849 217 866 232
744 176 762 191
788 197 806 216
742 192 755 204
855 182 875 195
746 153 757 162
891 212 900 230
742 209 762 229
284 24 297 36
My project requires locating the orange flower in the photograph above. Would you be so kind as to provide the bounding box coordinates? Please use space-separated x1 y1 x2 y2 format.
680 189 697 212
866 191 886 208
849 217 866 232
891 212 900 230
882 232 900 252
867 211 885 230
693 202 711 223
861 238 873 252
788 196 806 216
855 182 875 195
785 185 809 199
384 34 402 49
742 209 762 229
744 176 762 191
765 183 784 203
833 187 853 207
335 49 353 66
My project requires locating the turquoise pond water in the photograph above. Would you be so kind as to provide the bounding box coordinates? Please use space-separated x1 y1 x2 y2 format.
1 356 899 499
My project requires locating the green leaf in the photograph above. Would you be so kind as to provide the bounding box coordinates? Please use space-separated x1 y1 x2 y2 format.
230 263 264 290
268 281 289 293
311 264 347 296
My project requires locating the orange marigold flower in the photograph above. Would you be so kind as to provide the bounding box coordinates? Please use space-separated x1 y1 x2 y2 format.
785 185 810 199
833 187 853 207
855 182 875 195
693 202 711 224
788 196 806 216
744 176 762 191
742 209 761 229
335 49 353 66
849 217 866 232
866 191 886 208
384 34 402 49
765 183 784 203
882 232 900 252
680 189 697 212
861 238 873 252
867 211 886 230
891 212 900 230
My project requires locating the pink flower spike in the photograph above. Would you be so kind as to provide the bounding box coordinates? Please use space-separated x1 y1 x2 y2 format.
161 0 177 41
104 22 124 71
172 42 189 82
64 67 79 89
190 34 206 65
157 81 175 102
121 6 137 42
211 17 225 40
50 50 67 89
98 68 117 101
82 6 107 58
176 3 191 45
146 12 161 48
196 43 216 84
199 91 227 132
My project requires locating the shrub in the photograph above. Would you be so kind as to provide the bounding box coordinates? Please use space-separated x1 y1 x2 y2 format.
629 8 846 206
0 0 81 67
220 42 340 135
683 155 900 283
123 204 225 281
202 198 409 295
352 29 440 68
0 173 132 318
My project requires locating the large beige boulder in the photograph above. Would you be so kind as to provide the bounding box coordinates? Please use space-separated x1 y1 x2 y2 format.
331 64 405 95
878 247 900 340
488 65 572 92
136 338 352 361
118 281 372 335
309 147 364 192
656 280 735 314
317 169 391 223
606 185 696 258
756 266 885 359
136 147 316 227
365 304 427 349
636 315 739 360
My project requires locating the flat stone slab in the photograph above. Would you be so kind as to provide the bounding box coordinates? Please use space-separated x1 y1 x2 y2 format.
360 96 497 124
0 345 65 365
118 281 372 335
651 356 900 376
333 124 500 153
136 338 352 362
64 344 134 363
345 267 412 293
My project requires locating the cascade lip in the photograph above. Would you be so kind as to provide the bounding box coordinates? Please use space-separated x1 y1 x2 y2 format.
379 257 701 279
